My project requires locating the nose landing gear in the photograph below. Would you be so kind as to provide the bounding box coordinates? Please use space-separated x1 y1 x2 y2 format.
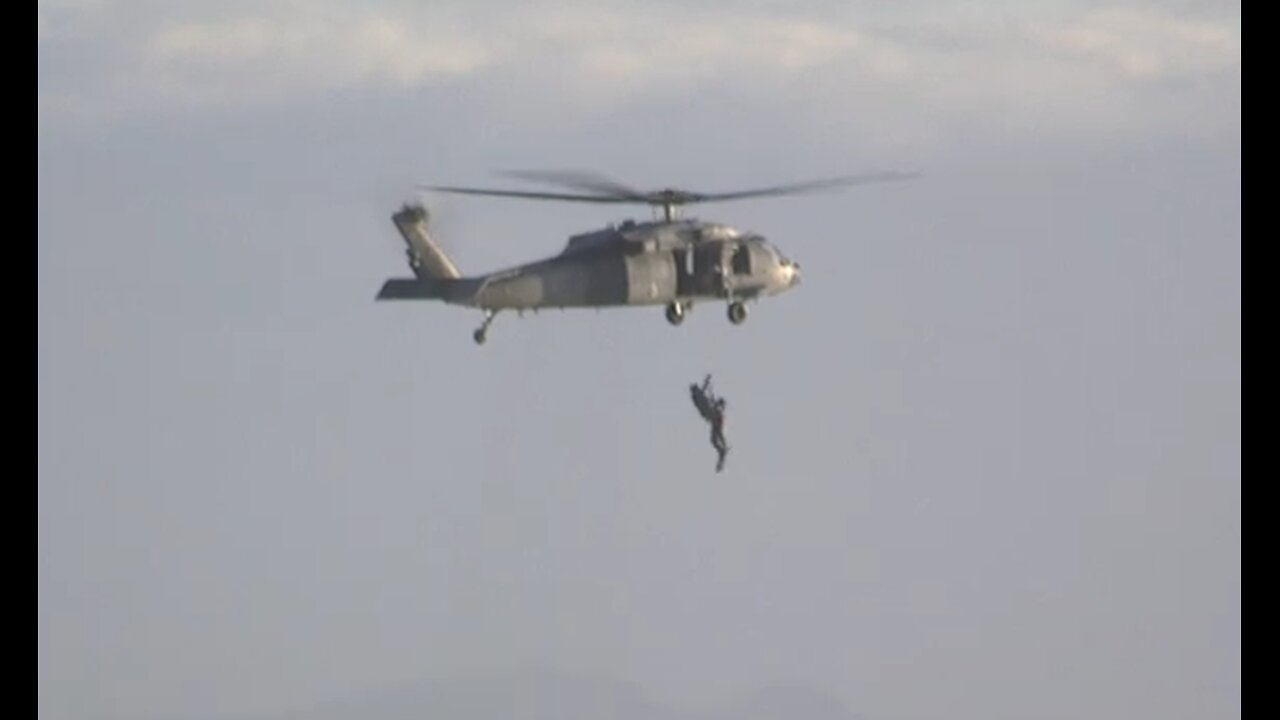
727 301 748 325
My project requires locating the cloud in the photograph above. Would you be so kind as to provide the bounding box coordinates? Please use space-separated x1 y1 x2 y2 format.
141 12 493 107
38 0 1240 143
1028 7 1239 79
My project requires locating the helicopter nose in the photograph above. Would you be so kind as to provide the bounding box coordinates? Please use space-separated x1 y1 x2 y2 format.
789 261 801 286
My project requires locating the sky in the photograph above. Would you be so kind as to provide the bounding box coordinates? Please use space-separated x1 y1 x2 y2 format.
38 2 1240 719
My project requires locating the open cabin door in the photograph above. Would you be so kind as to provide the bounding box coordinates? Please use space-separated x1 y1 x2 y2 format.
694 241 727 295
673 247 695 297
730 241 752 275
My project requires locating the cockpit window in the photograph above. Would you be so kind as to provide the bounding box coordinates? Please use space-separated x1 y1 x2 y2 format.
761 240 789 265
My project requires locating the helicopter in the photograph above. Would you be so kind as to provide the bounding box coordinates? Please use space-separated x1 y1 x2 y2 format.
375 170 917 344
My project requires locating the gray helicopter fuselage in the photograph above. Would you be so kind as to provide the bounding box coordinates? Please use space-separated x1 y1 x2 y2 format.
376 202 803 341
379 169 911 342
447 219 801 311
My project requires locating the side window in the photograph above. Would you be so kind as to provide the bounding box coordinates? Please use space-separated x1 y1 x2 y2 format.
731 243 751 275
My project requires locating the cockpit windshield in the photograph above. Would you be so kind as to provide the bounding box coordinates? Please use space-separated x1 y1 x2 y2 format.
758 239 790 266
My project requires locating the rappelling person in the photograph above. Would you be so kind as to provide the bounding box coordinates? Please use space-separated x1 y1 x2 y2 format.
689 374 730 472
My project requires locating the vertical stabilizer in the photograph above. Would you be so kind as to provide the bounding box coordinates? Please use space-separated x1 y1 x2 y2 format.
392 204 462 280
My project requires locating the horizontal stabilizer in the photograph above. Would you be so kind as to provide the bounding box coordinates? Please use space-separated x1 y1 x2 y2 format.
376 278 449 300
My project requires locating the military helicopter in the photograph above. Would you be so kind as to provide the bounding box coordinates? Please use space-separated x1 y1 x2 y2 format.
375 170 916 344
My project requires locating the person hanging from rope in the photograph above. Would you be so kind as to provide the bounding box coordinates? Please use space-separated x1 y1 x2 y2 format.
689 374 730 472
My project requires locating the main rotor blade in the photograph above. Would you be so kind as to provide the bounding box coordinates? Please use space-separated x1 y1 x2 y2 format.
687 171 921 202
419 170 920 208
418 185 634 203
498 169 648 200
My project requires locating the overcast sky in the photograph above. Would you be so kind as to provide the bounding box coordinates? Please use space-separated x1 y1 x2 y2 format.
38 2 1240 719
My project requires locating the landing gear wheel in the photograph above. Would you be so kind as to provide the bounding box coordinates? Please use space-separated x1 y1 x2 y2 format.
665 302 686 326
473 310 496 345
727 301 747 325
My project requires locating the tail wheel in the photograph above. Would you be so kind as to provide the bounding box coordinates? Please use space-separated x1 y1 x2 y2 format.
727 301 747 325
665 302 686 326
